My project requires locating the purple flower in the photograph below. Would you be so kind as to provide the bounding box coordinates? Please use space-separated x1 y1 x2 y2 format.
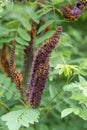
61 0 87 21
62 4 83 21
73 6 83 16
26 26 62 108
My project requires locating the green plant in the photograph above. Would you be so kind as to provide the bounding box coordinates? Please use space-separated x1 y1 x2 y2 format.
0 0 87 130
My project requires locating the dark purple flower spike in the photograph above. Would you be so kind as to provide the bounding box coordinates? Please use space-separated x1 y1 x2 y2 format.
26 26 63 108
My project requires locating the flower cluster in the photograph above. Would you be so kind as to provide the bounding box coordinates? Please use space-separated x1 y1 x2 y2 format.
76 0 87 10
9 41 23 95
0 41 23 95
26 26 62 108
62 0 87 21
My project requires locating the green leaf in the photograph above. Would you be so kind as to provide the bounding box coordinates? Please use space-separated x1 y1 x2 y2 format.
49 85 57 102
36 31 54 44
16 37 29 46
55 64 79 77
18 28 31 41
0 74 20 100
37 20 54 34
52 0 64 4
61 32 73 47
37 8 52 18
20 18 31 30
7 20 19 26
61 108 73 118
0 27 9 37
0 74 7 84
26 7 39 24
73 107 79 115
16 44 25 49
78 75 86 82
1 108 40 130
39 124 49 130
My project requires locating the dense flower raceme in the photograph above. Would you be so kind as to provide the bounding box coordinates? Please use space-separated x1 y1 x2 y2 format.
9 41 23 95
26 26 62 108
0 41 23 95
62 0 87 21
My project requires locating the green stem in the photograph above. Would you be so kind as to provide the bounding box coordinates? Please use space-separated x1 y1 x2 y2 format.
44 97 70 116
42 88 64 112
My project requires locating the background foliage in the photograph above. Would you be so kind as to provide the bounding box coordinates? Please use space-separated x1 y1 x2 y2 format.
0 0 87 130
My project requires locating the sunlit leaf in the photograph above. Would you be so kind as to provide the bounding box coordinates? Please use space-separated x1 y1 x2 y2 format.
1 108 40 130
61 108 73 118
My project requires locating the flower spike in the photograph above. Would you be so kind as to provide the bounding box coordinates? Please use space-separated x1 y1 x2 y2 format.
9 40 23 95
26 26 62 108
